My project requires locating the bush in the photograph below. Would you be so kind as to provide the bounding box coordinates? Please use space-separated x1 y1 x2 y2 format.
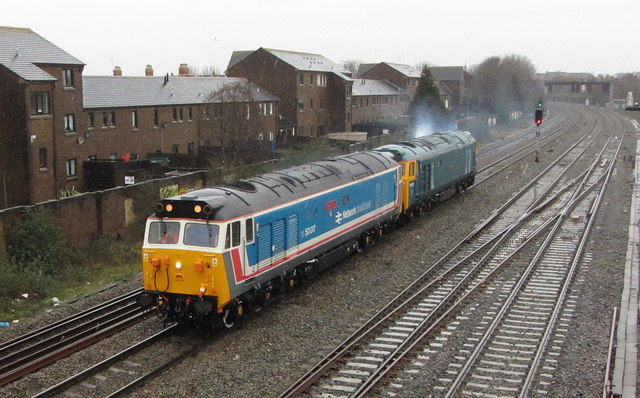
6 208 76 276
89 236 138 267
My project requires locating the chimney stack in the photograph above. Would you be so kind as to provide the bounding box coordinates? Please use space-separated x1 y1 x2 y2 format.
178 63 189 77
113 66 122 76
145 65 154 77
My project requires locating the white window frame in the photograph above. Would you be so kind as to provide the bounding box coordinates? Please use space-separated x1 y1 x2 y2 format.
64 114 75 132
66 158 77 177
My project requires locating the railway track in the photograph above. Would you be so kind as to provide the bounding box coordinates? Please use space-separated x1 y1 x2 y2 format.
29 323 208 398
0 289 146 387
277 108 622 397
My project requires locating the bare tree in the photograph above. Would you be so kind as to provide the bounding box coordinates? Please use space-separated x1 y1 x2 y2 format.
206 81 261 161
341 59 361 76
468 54 540 122
189 65 222 77
414 61 434 73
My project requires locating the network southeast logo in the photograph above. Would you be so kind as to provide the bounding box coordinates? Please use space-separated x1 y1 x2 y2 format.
334 201 372 224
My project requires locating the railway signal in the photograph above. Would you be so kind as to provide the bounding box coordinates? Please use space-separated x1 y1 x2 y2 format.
535 109 543 126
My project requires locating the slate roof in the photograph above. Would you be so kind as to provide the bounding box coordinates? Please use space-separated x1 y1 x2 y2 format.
82 76 278 109
357 62 421 79
226 50 253 71
0 26 84 81
228 47 352 81
430 66 464 82
355 63 376 77
351 79 406 96
383 63 421 78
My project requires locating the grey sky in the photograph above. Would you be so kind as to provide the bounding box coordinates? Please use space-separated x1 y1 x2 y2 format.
1 0 637 77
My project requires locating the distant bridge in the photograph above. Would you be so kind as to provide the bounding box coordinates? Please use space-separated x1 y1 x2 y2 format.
545 80 611 94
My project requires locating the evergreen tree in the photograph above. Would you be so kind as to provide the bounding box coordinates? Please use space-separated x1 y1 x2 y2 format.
409 66 451 134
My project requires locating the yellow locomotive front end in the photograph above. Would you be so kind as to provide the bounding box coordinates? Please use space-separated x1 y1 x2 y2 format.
137 206 232 326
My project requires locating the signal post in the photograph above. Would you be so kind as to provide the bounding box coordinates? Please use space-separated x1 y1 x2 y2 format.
535 100 543 162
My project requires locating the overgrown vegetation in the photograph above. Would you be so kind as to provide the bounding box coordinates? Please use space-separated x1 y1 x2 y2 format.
0 209 139 321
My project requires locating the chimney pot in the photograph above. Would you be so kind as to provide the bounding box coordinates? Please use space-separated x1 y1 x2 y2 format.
178 63 189 77
113 66 122 76
145 65 154 77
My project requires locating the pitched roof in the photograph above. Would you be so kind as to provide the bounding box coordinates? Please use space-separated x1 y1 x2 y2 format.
82 76 278 109
228 47 352 81
355 63 376 77
351 79 406 96
430 66 464 82
226 50 253 71
357 62 421 78
0 26 83 81
383 63 421 78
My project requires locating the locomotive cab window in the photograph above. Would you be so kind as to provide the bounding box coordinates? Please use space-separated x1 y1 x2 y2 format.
246 218 254 244
225 221 242 249
184 223 219 247
148 221 180 244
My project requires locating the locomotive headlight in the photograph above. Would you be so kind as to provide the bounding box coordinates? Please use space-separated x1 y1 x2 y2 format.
194 205 202 213
175 261 183 269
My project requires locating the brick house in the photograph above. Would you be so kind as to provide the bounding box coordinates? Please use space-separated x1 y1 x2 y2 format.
226 48 353 136
82 73 278 159
430 66 468 112
0 26 85 207
351 79 408 125
357 62 421 101
0 27 278 208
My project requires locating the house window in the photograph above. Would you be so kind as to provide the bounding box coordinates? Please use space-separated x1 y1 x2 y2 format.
310 99 314 110
109 111 116 126
188 107 193 121
30 92 50 115
88 112 94 128
318 74 327 86
66 158 77 177
179 108 184 121
39 148 47 169
299 74 304 85
62 69 73 87
153 109 159 127
172 144 179 153
310 74 314 85
172 108 178 121
187 142 195 155
64 114 75 132
131 110 138 129
320 99 324 110
101 112 108 127
268 102 273 115
298 100 304 112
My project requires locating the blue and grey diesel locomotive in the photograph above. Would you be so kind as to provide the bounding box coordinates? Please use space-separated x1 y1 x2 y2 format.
137 130 476 328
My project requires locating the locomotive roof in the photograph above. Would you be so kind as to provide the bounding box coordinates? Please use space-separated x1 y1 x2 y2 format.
158 150 398 221
374 130 474 160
